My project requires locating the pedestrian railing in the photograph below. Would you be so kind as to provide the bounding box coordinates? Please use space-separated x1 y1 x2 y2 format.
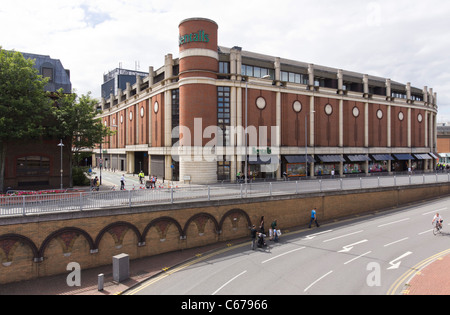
1 173 450 217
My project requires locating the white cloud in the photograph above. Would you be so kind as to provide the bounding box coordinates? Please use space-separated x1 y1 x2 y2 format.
1 0 450 121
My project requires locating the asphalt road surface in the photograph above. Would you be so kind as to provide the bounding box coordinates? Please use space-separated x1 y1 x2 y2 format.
125 196 450 296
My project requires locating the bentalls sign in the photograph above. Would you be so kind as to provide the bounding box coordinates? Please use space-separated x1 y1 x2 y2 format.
179 30 209 46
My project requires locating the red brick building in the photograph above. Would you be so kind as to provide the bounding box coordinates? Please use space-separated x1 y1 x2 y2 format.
96 18 439 183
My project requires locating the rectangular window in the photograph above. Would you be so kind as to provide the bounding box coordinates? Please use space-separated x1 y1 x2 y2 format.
17 156 50 176
172 89 180 145
42 67 54 82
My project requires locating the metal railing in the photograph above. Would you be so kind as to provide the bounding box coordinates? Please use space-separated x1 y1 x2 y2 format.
1 173 450 217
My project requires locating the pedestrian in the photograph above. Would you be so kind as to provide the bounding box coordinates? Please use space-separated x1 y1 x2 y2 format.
269 219 277 241
250 225 257 250
120 174 126 190
259 216 265 234
308 208 320 228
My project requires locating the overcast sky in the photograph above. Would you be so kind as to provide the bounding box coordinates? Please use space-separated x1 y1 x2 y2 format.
1 0 450 121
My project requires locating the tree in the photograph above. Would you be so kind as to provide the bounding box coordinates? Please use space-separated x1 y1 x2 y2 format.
0 48 51 192
49 90 114 186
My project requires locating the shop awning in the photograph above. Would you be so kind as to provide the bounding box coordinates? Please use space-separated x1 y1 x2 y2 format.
429 152 441 159
346 155 371 162
285 155 315 163
371 154 394 161
317 155 345 163
414 154 433 160
393 154 415 161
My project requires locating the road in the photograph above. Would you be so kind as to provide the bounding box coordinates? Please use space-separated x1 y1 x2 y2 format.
125 196 450 296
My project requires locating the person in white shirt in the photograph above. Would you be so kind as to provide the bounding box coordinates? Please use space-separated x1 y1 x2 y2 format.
120 175 126 190
432 213 443 229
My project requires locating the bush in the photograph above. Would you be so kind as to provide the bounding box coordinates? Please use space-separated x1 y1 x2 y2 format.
72 166 91 186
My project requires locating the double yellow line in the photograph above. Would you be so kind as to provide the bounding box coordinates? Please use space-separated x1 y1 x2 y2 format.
387 248 450 295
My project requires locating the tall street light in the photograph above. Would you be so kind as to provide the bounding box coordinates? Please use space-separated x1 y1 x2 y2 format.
57 139 64 189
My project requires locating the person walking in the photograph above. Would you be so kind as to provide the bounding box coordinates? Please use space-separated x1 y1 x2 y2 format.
120 174 126 190
250 225 258 250
309 208 320 228
259 216 265 234
269 219 277 241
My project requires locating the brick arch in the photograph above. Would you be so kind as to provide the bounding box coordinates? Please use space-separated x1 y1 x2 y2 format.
94 221 142 249
183 213 220 237
218 209 252 233
38 227 95 260
142 217 183 243
0 234 40 262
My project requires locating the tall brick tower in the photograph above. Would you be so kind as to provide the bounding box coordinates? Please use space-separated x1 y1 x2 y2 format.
178 18 219 183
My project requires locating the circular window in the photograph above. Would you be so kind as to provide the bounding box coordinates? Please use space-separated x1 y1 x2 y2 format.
398 112 404 121
256 97 266 110
324 104 333 116
129 111 133 121
293 101 302 113
154 102 159 113
418 114 423 123
140 107 145 118
352 107 360 118
377 109 383 120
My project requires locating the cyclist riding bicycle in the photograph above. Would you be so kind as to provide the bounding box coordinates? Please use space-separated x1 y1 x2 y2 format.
432 213 444 229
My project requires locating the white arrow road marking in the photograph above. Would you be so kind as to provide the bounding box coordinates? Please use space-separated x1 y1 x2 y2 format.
338 240 368 253
388 252 413 270
302 230 333 241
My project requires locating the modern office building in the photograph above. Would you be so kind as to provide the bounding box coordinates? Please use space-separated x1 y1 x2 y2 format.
95 18 439 184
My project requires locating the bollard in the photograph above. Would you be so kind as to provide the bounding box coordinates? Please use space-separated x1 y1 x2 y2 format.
98 273 104 291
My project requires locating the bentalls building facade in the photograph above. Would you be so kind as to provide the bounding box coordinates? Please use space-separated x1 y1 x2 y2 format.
96 18 439 184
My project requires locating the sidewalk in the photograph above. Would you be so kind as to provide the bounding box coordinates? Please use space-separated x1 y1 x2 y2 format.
406 252 450 295
0 238 248 295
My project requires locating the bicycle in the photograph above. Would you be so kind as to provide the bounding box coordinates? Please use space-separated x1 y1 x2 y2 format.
433 221 443 236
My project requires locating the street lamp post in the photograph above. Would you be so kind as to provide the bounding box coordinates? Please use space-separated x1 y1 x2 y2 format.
57 139 64 189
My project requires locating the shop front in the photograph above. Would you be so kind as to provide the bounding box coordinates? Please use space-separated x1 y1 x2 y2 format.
284 155 315 178
370 154 394 173
315 155 344 176
344 155 371 175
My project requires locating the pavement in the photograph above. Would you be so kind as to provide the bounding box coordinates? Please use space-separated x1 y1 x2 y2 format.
405 252 450 295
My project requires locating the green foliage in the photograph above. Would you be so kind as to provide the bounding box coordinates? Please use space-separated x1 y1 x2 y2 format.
72 166 91 186
49 89 114 153
0 48 51 140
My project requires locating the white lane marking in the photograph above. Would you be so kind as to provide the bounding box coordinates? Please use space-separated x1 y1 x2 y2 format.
212 270 247 296
323 230 363 243
384 237 409 247
261 247 306 264
344 251 372 265
422 208 447 216
418 229 433 235
304 270 333 293
377 218 410 228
